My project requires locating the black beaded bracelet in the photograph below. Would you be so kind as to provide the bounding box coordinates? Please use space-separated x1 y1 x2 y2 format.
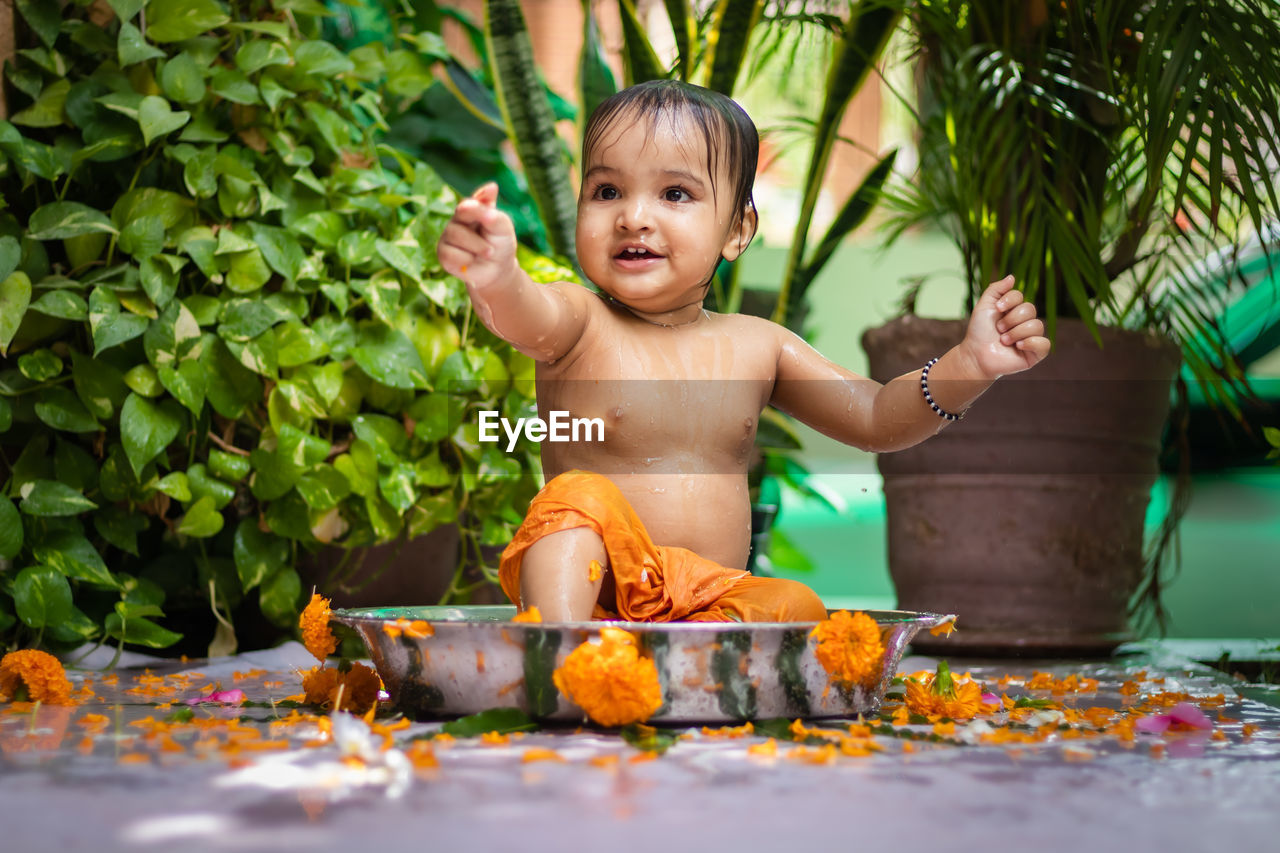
920 357 961 421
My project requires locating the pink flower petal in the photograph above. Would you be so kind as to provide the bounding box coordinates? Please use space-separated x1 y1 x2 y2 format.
1135 714 1173 734
981 692 1001 706
184 688 246 706
1168 702 1213 730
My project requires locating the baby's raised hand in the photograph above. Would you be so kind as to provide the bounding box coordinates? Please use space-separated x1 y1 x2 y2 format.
437 182 518 291
961 275 1050 379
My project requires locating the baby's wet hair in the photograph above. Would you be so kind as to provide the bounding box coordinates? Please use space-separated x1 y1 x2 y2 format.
581 80 759 246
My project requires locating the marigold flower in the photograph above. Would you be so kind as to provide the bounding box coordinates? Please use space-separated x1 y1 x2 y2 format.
904 661 984 720
299 594 337 663
588 559 603 582
0 649 75 705
552 627 663 727
809 610 884 688
929 617 957 637
511 607 543 624
301 663 380 714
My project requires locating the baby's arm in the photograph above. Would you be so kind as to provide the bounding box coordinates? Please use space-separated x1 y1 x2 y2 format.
437 183 588 362
771 276 1050 452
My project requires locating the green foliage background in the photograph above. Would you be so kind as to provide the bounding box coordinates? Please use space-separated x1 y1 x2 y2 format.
0 0 566 656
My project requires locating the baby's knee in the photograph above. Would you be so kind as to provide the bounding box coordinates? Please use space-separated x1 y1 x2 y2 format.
773 579 828 622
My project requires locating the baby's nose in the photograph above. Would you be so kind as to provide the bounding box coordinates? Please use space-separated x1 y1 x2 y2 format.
617 200 652 231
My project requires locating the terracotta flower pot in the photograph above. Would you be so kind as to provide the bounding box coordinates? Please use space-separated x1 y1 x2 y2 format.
862 316 1181 655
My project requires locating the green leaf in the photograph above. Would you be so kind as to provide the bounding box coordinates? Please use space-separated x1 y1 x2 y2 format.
225 248 272 293
0 271 32 355
378 463 416 512
72 350 129 420
0 397 10 433
13 566 73 629
182 145 217 197
0 498 23 559
11 78 70 128
186 463 236 509
112 188 193 232
125 364 163 397
333 441 377 497
294 40 354 77
140 254 186 308
154 471 191 501
29 289 89 321
54 438 99 491
620 723 678 753
247 222 304 283
34 532 119 588
235 39 291 74
137 95 191 145
295 464 351 511
275 322 329 366
207 449 250 482
16 0 62 48
234 518 289 592
119 21 165 66
258 565 302 628
486 0 577 259
147 0 231 44
89 287 150 354
177 495 224 537
157 359 206 414
144 299 202 367
0 235 21 282
616 0 667 85
105 611 182 648
19 479 98 516
351 413 408 465
440 707 539 737
94 506 148 555
108 0 146 22
120 392 184 477
18 347 62 381
352 324 428 390
160 51 207 104
27 201 117 240
210 68 260 105
34 386 101 433
119 215 166 260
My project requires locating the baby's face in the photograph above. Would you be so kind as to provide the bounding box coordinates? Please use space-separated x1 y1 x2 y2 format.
576 114 749 317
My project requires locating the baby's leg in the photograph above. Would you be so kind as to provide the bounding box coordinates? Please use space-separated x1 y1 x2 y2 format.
519 527 607 621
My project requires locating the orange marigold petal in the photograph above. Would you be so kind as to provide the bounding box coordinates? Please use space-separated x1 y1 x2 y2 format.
0 649 76 705
809 611 885 688
512 607 543 624
299 594 337 663
552 627 662 728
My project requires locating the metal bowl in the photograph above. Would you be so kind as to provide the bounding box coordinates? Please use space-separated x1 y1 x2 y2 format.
334 606 953 724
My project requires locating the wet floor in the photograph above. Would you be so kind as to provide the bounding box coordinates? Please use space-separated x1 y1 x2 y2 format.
2 641 1277 852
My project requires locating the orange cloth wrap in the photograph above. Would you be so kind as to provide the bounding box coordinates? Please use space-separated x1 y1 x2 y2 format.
499 471 827 623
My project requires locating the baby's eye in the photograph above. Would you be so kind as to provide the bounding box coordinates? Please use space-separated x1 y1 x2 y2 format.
593 184 619 201
663 187 691 203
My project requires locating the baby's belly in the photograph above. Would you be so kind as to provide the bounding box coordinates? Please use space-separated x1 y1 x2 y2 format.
571 469 755 570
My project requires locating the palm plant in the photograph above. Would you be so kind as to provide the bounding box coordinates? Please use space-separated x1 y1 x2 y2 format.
876 0 1280 636
888 0 1280 397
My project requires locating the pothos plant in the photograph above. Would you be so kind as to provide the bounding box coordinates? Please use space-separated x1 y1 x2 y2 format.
0 0 560 657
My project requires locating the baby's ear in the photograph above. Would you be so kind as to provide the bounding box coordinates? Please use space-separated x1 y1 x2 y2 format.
720 205 759 262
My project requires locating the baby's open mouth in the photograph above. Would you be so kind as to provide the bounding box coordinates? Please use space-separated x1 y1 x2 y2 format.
615 246 662 260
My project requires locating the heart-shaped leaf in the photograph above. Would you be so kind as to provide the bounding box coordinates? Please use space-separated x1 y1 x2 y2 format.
176 495 224 538
120 392 184 477
137 96 191 145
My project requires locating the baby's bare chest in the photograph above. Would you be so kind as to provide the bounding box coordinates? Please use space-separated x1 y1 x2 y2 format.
536 327 776 463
